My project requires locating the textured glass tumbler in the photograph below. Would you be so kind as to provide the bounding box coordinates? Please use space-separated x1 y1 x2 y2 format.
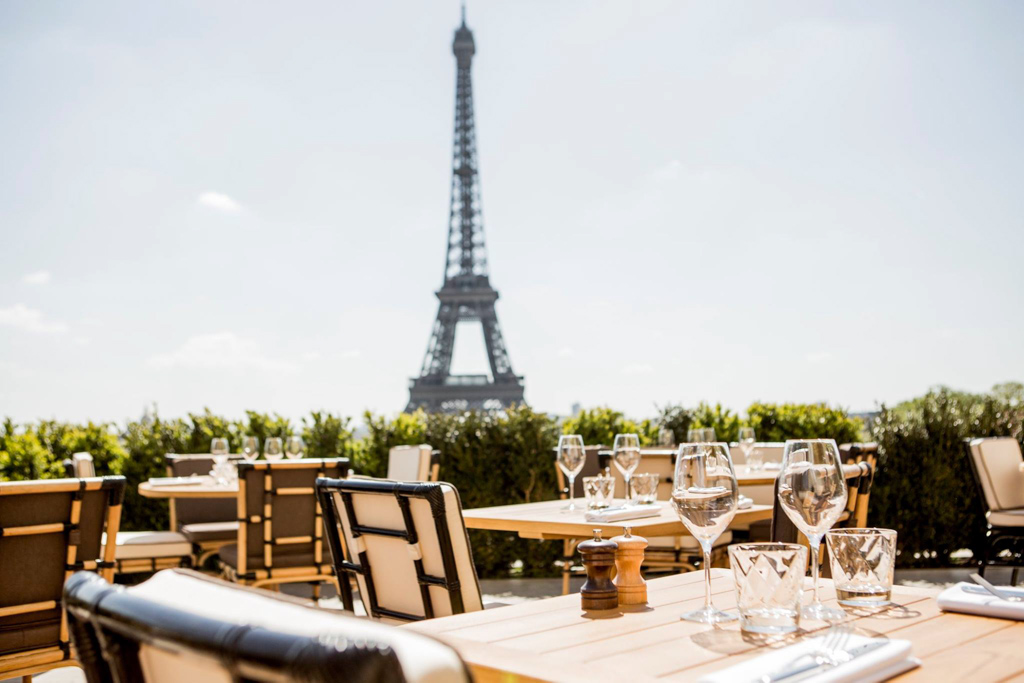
583 475 614 510
826 528 897 607
729 543 808 634
630 473 660 504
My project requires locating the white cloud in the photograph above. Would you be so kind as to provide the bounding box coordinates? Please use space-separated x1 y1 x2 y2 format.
149 332 296 372
806 351 833 364
22 270 51 285
341 349 361 359
0 304 68 334
197 191 243 214
621 363 654 376
557 347 574 358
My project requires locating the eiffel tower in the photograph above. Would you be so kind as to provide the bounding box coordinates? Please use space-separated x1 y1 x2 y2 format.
406 9 525 413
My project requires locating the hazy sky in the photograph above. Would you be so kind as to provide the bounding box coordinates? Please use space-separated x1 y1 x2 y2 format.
1 1 1022 425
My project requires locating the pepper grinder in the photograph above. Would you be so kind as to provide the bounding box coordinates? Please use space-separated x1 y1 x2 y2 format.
611 526 648 605
578 529 618 610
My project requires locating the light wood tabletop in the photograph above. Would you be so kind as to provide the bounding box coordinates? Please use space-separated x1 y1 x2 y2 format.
405 568 1024 682
462 499 772 541
138 476 238 499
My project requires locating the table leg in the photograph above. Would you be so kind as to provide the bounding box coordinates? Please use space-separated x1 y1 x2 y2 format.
562 539 580 595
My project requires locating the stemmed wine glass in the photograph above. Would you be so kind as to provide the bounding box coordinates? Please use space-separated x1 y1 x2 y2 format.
265 437 284 461
210 437 229 465
557 435 587 513
777 439 848 621
671 442 739 623
285 436 305 460
737 427 756 472
612 433 641 504
686 428 703 443
702 427 717 442
241 436 260 463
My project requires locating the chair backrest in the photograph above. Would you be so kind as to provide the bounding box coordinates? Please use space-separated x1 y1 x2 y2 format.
769 462 874 543
966 437 1024 514
166 454 243 530
0 477 125 665
387 445 440 482
316 478 483 624
64 569 470 683
231 459 348 581
71 452 96 478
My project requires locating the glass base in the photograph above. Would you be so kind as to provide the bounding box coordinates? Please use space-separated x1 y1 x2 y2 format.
801 601 847 622
681 606 737 624
561 502 579 513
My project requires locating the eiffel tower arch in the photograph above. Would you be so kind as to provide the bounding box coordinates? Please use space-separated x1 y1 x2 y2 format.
406 9 525 413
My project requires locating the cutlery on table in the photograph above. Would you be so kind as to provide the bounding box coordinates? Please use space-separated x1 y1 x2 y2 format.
970 573 1024 602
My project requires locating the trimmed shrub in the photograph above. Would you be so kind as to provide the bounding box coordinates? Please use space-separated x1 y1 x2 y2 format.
689 402 742 443
561 407 657 447
746 402 863 444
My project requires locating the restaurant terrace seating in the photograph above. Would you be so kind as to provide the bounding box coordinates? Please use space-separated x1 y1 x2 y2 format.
64 452 192 574
64 568 471 683
166 453 243 564
316 478 483 623
0 476 124 681
219 458 348 592
965 436 1024 584
386 444 442 482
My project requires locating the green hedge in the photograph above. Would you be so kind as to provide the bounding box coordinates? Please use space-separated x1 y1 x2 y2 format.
870 384 1024 567
0 399 876 577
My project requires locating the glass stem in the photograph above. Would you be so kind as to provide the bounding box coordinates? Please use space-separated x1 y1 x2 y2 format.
568 474 576 509
625 474 631 503
810 535 821 604
703 543 713 610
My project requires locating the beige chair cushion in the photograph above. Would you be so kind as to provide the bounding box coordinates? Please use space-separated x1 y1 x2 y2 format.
334 482 482 623
107 531 192 560
971 438 1024 512
73 452 96 478
988 508 1024 528
138 643 233 683
179 521 238 544
129 570 468 683
387 445 434 482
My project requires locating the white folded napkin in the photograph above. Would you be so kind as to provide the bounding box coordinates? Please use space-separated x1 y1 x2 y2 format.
763 462 782 471
584 505 662 523
698 634 917 683
148 475 201 486
738 494 753 510
937 582 1024 620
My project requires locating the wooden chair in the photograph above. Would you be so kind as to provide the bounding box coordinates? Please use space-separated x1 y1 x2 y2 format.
64 568 470 683
965 437 1024 584
218 458 348 592
64 452 192 574
166 453 243 565
0 476 125 681
386 444 441 482
316 478 483 624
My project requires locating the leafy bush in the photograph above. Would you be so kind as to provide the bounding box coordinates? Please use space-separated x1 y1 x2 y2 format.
302 411 355 460
689 402 743 443
871 384 1024 567
561 407 657 447
656 404 694 444
0 419 54 480
746 402 863 444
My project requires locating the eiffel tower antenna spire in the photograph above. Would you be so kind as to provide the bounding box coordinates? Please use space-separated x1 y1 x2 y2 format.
406 9 525 413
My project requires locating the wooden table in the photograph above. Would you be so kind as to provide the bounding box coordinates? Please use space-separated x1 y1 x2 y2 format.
138 476 238 499
463 500 772 594
406 569 1024 682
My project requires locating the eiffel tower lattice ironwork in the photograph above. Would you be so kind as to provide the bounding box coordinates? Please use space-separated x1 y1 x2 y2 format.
406 10 525 413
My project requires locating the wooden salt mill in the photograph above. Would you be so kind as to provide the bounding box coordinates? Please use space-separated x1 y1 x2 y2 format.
612 526 648 605
578 529 618 610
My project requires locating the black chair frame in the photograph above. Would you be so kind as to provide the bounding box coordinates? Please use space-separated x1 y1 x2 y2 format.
316 478 466 622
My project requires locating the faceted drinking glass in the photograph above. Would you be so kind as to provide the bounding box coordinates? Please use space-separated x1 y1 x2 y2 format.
672 442 739 623
729 543 808 634
613 433 641 503
630 472 660 505
778 439 848 621
557 435 587 512
583 475 614 510
826 528 897 607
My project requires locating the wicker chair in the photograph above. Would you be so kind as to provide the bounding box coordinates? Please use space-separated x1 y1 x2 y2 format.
386 444 441 482
316 478 483 624
0 476 125 681
218 458 348 592
166 453 243 565
64 452 191 574
64 568 471 683
965 437 1024 584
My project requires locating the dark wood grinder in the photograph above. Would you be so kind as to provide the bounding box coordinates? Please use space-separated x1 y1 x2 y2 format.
579 529 618 610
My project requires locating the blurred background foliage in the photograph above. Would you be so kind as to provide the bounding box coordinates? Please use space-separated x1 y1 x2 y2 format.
2 387 1018 573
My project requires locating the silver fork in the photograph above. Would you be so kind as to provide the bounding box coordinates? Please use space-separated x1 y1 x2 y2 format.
755 623 853 683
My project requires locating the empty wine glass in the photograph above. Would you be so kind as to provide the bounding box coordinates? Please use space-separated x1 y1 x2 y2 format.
672 442 739 623
557 435 587 513
658 426 674 447
612 433 641 503
265 437 284 461
210 437 229 467
686 428 703 443
285 436 305 460
737 427 756 472
778 439 848 622
703 427 717 442
241 436 260 463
